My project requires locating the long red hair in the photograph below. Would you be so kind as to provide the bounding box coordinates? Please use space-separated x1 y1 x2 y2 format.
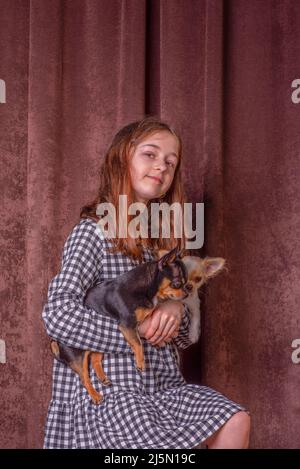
81 116 186 261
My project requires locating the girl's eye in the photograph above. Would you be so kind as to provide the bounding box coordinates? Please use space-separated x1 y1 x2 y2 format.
143 153 176 168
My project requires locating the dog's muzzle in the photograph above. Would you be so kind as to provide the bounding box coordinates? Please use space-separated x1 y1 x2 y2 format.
183 284 193 294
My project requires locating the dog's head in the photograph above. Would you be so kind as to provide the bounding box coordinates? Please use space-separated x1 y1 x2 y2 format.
182 256 225 294
156 247 188 301
157 249 225 295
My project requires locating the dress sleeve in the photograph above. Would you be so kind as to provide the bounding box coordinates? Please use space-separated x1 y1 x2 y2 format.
172 304 193 350
42 219 131 353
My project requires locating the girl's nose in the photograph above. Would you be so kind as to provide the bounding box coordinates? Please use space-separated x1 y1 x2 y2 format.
154 160 167 171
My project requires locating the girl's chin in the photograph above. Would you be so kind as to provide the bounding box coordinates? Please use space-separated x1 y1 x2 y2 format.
134 192 162 204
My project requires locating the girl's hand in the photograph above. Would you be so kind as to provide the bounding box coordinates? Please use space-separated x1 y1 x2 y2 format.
138 300 184 347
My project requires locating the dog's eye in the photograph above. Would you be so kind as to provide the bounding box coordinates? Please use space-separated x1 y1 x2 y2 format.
194 276 201 283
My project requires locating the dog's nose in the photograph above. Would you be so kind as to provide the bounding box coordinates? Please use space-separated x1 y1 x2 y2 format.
184 284 193 294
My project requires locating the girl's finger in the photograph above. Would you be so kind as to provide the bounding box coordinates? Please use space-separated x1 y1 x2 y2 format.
142 310 163 339
148 314 174 343
151 320 179 345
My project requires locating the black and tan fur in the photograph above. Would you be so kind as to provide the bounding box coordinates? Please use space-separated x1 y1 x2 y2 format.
50 247 188 404
158 250 225 343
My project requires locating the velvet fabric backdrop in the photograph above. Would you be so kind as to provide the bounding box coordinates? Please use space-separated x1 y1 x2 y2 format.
0 0 299 448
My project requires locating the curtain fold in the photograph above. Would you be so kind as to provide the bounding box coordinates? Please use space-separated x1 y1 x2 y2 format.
0 0 299 448
203 0 300 449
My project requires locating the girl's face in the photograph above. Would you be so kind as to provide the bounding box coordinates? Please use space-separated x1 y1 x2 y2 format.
129 131 179 204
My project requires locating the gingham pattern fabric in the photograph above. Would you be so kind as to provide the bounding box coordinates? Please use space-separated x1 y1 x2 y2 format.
42 218 244 449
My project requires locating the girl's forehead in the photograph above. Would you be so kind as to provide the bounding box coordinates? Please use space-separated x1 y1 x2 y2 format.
137 131 179 151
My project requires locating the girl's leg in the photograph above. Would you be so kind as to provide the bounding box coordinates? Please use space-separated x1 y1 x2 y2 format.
199 411 250 449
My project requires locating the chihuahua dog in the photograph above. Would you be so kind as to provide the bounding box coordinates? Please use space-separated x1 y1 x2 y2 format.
50 247 188 404
158 251 225 344
182 256 225 343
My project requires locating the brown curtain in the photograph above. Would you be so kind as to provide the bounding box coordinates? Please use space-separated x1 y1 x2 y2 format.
0 0 299 448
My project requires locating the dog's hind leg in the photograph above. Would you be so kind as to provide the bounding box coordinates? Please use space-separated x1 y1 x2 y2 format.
50 342 103 404
90 352 111 386
78 351 103 405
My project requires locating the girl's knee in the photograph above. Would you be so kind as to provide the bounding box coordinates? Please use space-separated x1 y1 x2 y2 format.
231 410 251 432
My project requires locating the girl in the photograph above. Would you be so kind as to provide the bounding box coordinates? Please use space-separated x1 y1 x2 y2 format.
42 116 250 449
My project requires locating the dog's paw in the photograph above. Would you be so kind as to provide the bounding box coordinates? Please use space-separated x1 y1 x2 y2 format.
103 378 112 386
136 360 146 372
92 395 103 405
91 391 104 405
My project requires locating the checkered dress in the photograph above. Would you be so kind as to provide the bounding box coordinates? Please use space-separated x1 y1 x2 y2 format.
42 218 244 449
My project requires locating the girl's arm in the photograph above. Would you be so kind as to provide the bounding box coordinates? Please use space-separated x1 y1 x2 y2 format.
172 305 193 350
42 219 130 353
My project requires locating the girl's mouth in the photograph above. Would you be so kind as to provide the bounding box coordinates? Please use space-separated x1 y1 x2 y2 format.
147 175 163 184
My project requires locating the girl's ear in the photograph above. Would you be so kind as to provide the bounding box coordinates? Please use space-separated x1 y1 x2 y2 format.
203 258 226 278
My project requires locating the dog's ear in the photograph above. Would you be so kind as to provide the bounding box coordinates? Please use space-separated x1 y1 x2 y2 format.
177 248 186 259
157 249 168 260
203 257 226 278
158 246 180 270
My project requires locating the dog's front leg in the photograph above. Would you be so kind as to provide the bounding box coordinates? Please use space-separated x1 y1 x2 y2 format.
118 325 145 371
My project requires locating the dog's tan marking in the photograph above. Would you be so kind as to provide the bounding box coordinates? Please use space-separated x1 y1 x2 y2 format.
157 277 186 300
118 325 145 371
171 288 185 298
91 352 111 386
157 277 172 299
80 351 103 404
135 306 154 323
